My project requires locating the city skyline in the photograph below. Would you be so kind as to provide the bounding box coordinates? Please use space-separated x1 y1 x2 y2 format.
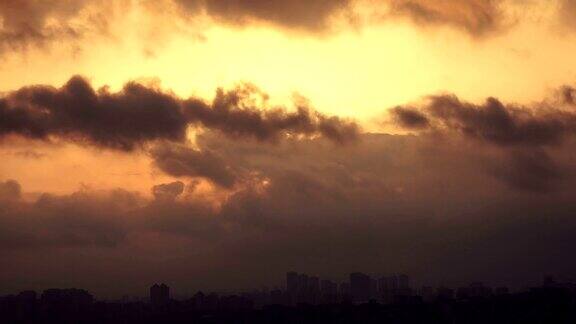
0 271 566 302
3 272 576 322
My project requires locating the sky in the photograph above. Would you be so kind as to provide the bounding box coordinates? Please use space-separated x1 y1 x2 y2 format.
1 0 576 298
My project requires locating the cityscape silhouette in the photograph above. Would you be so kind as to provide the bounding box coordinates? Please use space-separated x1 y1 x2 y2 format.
2 273 576 323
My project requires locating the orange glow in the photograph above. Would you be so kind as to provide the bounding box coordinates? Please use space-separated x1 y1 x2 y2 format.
1 0 575 195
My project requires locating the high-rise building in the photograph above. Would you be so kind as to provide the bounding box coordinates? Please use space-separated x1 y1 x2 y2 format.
468 282 492 298
398 274 410 290
308 276 320 304
389 275 399 291
495 287 509 296
419 286 435 302
286 272 299 295
339 282 351 302
436 287 454 301
309 277 320 294
41 289 93 313
320 280 337 295
350 273 371 303
370 278 378 300
378 276 389 294
150 283 170 307
320 280 338 303
298 273 309 292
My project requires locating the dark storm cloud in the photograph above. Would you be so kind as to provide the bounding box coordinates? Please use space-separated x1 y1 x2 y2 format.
390 106 430 129
3 131 576 296
490 149 563 193
3 76 187 150
150 144 240 188
183 86 360 144
0 185 138 249
152 181 185 201
173 132 576 289
388 90 576 192
0 180 221 252
391 94 576 147
0 76 359 149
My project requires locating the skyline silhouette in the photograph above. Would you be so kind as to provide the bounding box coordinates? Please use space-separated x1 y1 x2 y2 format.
2 273 576 323
3 0 576 322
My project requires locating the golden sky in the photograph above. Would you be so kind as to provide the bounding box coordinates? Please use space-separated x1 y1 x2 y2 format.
2 0 575 195
1 0 575 124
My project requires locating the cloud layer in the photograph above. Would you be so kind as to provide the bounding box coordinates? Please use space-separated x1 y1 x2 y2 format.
0 76 359 150
1 0 562 55
391 95 576 147
174 0 353 32
388 0 503 36
389 91 576 192
3 71 576 296
2 127 576 296
0 0 107 53
161 0 507 36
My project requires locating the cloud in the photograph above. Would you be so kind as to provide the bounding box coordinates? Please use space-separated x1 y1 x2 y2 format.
174 0 352 32
151 144 240 188
174 0 507 37
175 132 576 289
3 129 576 295
3 76 187 150
0 0 561 56
387 89 576 192
390 94 576 147
13 150 47 159
489 149 563 193
183 84 360 144
388 0 504 37
0 0 103 54
0 179 21 202
0 184 138 250
559 0 576 31
152 181 185 201
0 76 359 150
560 86 575 105
390 106 430 129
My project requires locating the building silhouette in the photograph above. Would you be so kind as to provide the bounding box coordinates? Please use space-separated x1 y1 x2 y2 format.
398 274 410 290
377 274 412 302
5 274 576 323
320 279 338 303
286 272 298 295
150 283 170 307
350 272 371 303
41 288 93 312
